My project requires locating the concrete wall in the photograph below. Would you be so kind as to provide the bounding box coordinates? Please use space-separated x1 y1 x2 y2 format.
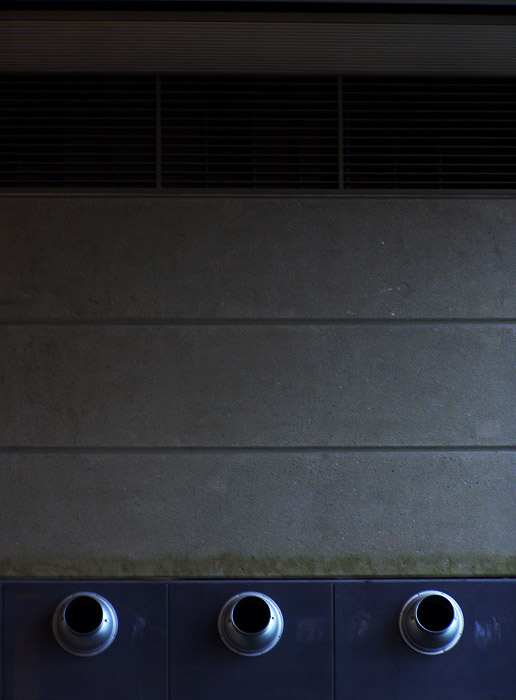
1 196 514 577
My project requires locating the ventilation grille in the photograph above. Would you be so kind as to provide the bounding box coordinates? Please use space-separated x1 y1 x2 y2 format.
342 78 516 189
2 75 516 190
0 75 156 188
161 76 339 189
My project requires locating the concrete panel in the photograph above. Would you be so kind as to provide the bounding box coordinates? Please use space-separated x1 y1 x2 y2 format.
1 197 516 321
0 452 514 577
2 324 516 447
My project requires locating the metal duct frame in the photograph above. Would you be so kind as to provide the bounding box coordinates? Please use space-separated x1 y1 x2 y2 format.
2 9 516 75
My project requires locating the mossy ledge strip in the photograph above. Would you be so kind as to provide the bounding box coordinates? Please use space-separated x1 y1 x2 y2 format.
0 552 514 579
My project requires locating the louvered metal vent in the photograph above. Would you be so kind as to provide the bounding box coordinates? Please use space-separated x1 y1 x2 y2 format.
2 74 516 191
161 76 339 189
342 77 516 189
0 75 156 188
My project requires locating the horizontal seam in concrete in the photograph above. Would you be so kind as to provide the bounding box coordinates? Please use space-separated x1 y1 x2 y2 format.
0 577 513 582
2 446 516 454
1 193 516 200
3 318 516 327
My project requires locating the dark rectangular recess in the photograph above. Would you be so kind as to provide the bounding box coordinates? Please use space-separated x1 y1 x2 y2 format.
341 76 516 188
0 74 156 188
2 74 516 190
161 75 340 189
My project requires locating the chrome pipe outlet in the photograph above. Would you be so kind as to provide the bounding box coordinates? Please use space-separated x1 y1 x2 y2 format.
218 591 284 656
52 592 118 657
399 590 464 655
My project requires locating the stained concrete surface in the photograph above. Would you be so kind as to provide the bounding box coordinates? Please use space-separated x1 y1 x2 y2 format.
1 196 515 577
1 324 515 447
1 197 516 320
0 452 514 577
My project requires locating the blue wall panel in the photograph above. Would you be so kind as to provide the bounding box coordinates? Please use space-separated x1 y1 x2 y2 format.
334 579 516 700
169 581 333 700
1 579 515 700
3 582 168 700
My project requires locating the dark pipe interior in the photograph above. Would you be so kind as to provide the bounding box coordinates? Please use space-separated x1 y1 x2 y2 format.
65 596 104 634
232 596 271 634
416 595 454 632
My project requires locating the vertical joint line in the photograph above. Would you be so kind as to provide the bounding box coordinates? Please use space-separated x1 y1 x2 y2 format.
165 584 170 699
331 583 336 700
156 74 162 191
337 76 344 191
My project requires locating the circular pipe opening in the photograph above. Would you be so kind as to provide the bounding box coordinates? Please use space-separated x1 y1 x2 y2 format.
64 595 104 634
399 590 464 655
218 591 284 656
53 591 118 657
416 594 454 632
232 596 271 634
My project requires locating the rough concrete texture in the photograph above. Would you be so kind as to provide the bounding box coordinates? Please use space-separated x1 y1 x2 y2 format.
1 197 516 320
2 324 516 447
0 452 514 578
1 196 515 577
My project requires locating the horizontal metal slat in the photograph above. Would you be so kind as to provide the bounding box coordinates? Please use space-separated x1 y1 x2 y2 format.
3 73 516 191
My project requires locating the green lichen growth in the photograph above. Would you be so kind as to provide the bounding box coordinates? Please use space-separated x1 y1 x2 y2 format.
0 552 514 579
